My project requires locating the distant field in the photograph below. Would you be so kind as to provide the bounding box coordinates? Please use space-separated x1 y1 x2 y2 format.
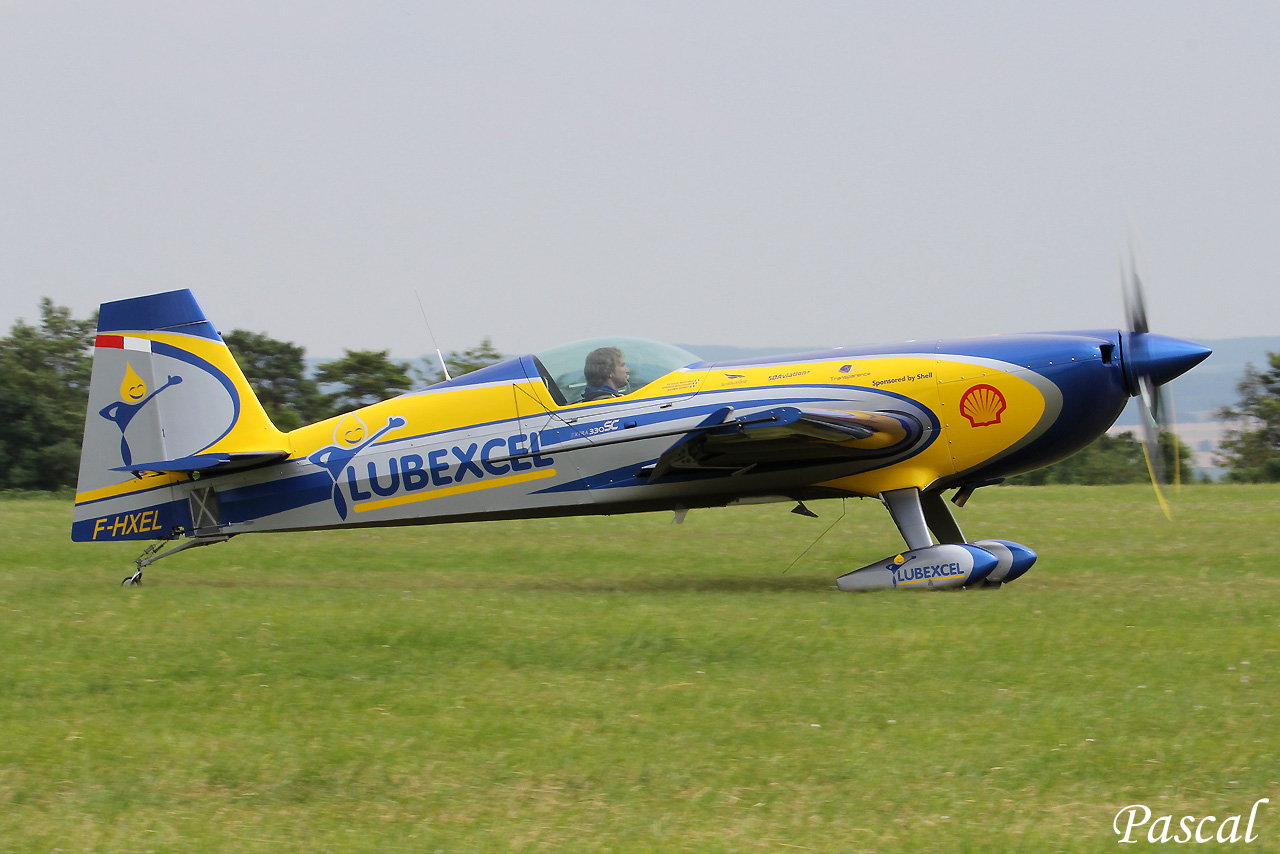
3 486 1279 853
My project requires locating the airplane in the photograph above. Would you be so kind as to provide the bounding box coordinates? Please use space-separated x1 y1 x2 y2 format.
72 283 1211 590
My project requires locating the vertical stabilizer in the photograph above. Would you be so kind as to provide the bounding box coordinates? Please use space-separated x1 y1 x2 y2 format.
72 290 290 542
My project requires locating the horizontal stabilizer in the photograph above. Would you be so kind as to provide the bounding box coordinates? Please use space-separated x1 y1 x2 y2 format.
111 450 289 474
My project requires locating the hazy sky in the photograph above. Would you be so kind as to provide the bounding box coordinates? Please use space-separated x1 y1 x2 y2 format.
3 3 1277 359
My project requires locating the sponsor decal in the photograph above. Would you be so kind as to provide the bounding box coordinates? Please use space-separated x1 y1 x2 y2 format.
662 378 700 393
1114 799 1267 844
307 414 556 519
959 383 1007 428
769 370 809 382
307 414 407 520
890 561 964 587
871 371 933 389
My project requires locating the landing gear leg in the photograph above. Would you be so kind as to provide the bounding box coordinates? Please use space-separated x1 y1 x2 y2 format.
120 534 232 586
920 489 966 544
879 488 933 550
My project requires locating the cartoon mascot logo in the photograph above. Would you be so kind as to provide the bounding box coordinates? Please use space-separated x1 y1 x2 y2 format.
99 363 183 465
307 413 407 520
959 384 1007 428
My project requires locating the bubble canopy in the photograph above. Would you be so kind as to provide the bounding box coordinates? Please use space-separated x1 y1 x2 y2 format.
533 337 702 405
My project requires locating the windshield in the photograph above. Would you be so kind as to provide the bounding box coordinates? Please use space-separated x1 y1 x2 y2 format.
533 337 702 405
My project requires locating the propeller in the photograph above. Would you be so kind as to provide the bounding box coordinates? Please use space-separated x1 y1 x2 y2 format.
1119 255 1211 517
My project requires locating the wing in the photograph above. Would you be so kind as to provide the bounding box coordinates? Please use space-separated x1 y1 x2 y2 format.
645 406 923 481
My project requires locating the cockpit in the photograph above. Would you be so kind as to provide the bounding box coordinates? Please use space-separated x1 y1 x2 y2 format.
532 337 702 405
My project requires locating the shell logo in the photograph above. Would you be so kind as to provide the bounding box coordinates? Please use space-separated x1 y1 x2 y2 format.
959 384 1007 427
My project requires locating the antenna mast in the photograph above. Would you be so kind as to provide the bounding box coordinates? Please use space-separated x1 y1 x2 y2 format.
414 290 452 381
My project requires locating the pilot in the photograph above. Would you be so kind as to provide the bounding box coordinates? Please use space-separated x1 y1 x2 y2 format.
582 347 630 401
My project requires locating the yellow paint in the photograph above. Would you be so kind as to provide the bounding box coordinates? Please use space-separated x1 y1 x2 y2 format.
120 363 147 402
935 360 1046 475
75 472 184 504
353 468 558 513
144 332 291 458
333 413 367 448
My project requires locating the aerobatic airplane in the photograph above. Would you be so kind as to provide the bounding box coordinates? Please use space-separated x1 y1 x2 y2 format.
73 285 1210 590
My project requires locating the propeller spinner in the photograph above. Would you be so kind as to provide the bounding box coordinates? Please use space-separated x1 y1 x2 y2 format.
1119 259 1212 516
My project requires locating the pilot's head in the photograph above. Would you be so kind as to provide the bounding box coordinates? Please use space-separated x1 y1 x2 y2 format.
585 346 628 390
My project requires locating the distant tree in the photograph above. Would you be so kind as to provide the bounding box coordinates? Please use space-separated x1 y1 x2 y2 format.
1010 430 1192 486
1216 352 1280 481
417 337 506 385
314 349 413 415
224 330 326 430
0 300 97 490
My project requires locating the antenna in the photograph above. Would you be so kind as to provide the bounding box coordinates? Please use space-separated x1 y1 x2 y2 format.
414 289 451 381
784 498 847 574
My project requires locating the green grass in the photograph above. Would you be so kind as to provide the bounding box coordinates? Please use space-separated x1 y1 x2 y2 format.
3 486 1280 852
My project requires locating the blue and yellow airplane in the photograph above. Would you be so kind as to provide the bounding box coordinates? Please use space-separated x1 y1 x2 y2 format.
73 287 1210 590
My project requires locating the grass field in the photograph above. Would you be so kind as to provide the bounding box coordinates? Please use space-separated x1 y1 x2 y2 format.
3 485 1279 852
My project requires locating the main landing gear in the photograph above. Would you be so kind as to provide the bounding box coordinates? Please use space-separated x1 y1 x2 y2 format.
835 487 1037 591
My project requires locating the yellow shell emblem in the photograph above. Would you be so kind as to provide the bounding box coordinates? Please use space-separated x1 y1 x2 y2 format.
959 384 1007 428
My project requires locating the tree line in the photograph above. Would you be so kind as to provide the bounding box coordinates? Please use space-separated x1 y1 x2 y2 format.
0 299 503 491
221 330 503 431
2 298 1279 492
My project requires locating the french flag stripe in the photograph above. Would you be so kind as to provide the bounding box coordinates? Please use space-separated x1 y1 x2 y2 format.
94 334 152 352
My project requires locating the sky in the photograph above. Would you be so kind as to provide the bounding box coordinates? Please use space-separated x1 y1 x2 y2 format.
3 2 1278 359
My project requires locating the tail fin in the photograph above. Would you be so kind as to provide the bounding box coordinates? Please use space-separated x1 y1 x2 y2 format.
72 290 290 542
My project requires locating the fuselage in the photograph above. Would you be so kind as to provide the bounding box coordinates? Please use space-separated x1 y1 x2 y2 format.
77 328 1147 542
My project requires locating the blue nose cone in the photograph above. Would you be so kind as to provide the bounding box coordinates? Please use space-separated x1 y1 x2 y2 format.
1123 332 1212 393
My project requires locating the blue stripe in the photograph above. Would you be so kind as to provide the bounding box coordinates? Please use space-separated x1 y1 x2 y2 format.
71 498 193 542
217 472 335 524
534 460 660 494
150 341 242 452
428 356 530 389
707 332 1118 372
